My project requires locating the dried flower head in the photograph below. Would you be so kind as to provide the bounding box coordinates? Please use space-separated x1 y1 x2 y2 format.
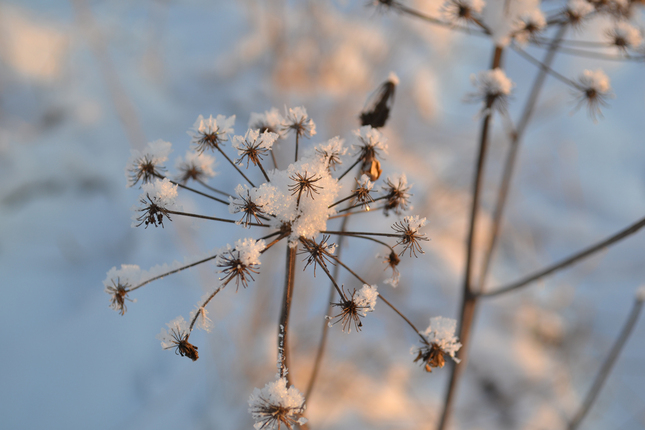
216 238 265 289
606 21 643 51
311 136 347 172
126 139 172 186
248 377 307 430
174 150 216 183
299 235 337 276
281 106 316 139
229 184 266 227
352 126 388 181
157 316 199 361
249 108 285 137
573 69 614 122
512 9 546 45
328 284 378 333
188 114 236 153
288 171 323 206
565 0 595 25
380 250 401 287
413 316 462 372
134 178 178 228
382 173 412 216
353 175 375 209
441 0 485 24
467 68 514 114
105 278 132 315
232 129 279 168
393 215 429 257
360 72 398 129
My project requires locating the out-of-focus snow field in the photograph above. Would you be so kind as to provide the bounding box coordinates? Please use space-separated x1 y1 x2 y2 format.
1 1 644 429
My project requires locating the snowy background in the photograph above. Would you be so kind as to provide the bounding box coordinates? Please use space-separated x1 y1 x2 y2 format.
1 0 644 429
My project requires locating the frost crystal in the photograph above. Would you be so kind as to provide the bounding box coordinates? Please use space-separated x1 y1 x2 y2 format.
175 150 217 183
307 136 347 171
188 114 236 153
355 284 379 315
248 377 307 430
235 238 266 266
189 305 213 332
413 316 462 372
134 178 179 228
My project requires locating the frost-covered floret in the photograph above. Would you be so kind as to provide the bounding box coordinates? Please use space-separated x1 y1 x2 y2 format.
281 106 316 139
413 316 462 372
188 114 235 153
126 139 172 186
103 264 142 315
566 0 594 25
216 239 265 289
382 173 412 216
353 174 375 209
393 215 429 257
441 0 485 23
379 251 401 287
232 129 279 168
175 150 216 183
512 9 546 44
352 126 388 181
134 178 179 228
249 108 285 137
307 136 347 172
328 284 379 333
299 235 337 276
468 68 514 113
253 155 341 244
229 184 267 227
248 377 307 430
606 22 643 51
573 69 613 122
156 316 199 361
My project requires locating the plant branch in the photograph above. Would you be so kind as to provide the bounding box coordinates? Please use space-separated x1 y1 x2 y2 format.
216 146 256 187
278 245 297 384
153 173 229 205
127 253 220 293
166 209 270 227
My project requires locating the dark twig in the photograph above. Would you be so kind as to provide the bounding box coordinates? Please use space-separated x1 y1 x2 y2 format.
166 210 269 227
278 245 297 384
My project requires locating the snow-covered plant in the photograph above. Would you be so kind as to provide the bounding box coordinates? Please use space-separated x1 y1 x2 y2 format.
104 81 460 427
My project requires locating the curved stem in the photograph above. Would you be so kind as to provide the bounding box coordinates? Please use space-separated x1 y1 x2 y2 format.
189 285 224 332
568 298 644 430
216 146 256 187
127 253 220 293
153 173 229 205
195 178 232 198
480 214 645 298
166 209 269 227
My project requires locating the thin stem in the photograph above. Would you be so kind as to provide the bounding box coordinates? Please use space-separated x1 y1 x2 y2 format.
511 43 580 89
480 214 645 298
328 193 357 210
216 146 256 187
127 253 220 293
295 133 299 162
195 178 232 198
153 173 229 205
477 24 568 293
166 209 270 227
328 207 386 220
257 160 271 183
378 293 425 342
348 235 396 253
567 298 644 430
392 2 490 37
310 248 345 298
337 157 362 181
278 245 297 384
532 44 645 62
320 230 401 239
438 45 504 430
189 285 224 332
270 149 278 170
337 195 388 213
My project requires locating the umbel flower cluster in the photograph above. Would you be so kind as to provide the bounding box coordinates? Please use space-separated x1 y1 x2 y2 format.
103 75 461 429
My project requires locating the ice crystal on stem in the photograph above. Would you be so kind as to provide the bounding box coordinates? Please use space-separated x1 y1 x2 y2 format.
573 69 613 122
328 284 379 333
189 304 213 333
126 139 172 186
174 150 216 183
413 316 462 372
157 316 199 361
188 114 235 153
248 377 307 430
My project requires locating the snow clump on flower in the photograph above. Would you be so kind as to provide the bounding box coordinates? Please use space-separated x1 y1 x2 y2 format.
249 107 285 137
355 284 379 315
413 316 462 372
248 377 307 430
574 69 614 122
441 0 486 24
235 237 266 266
566 0 594 24
468 68 514 113
281 106 316 138
606 21 643 51
126 139 173 186
174 150 217 182
512 9 546 44
188 114 236 152
140 178 178 210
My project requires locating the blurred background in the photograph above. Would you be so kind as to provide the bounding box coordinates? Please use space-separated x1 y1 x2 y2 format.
1 0 644 429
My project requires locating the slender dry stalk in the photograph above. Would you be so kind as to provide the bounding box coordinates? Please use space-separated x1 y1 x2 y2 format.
437 45 504 430
278 245 298 385
567 298 644 430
